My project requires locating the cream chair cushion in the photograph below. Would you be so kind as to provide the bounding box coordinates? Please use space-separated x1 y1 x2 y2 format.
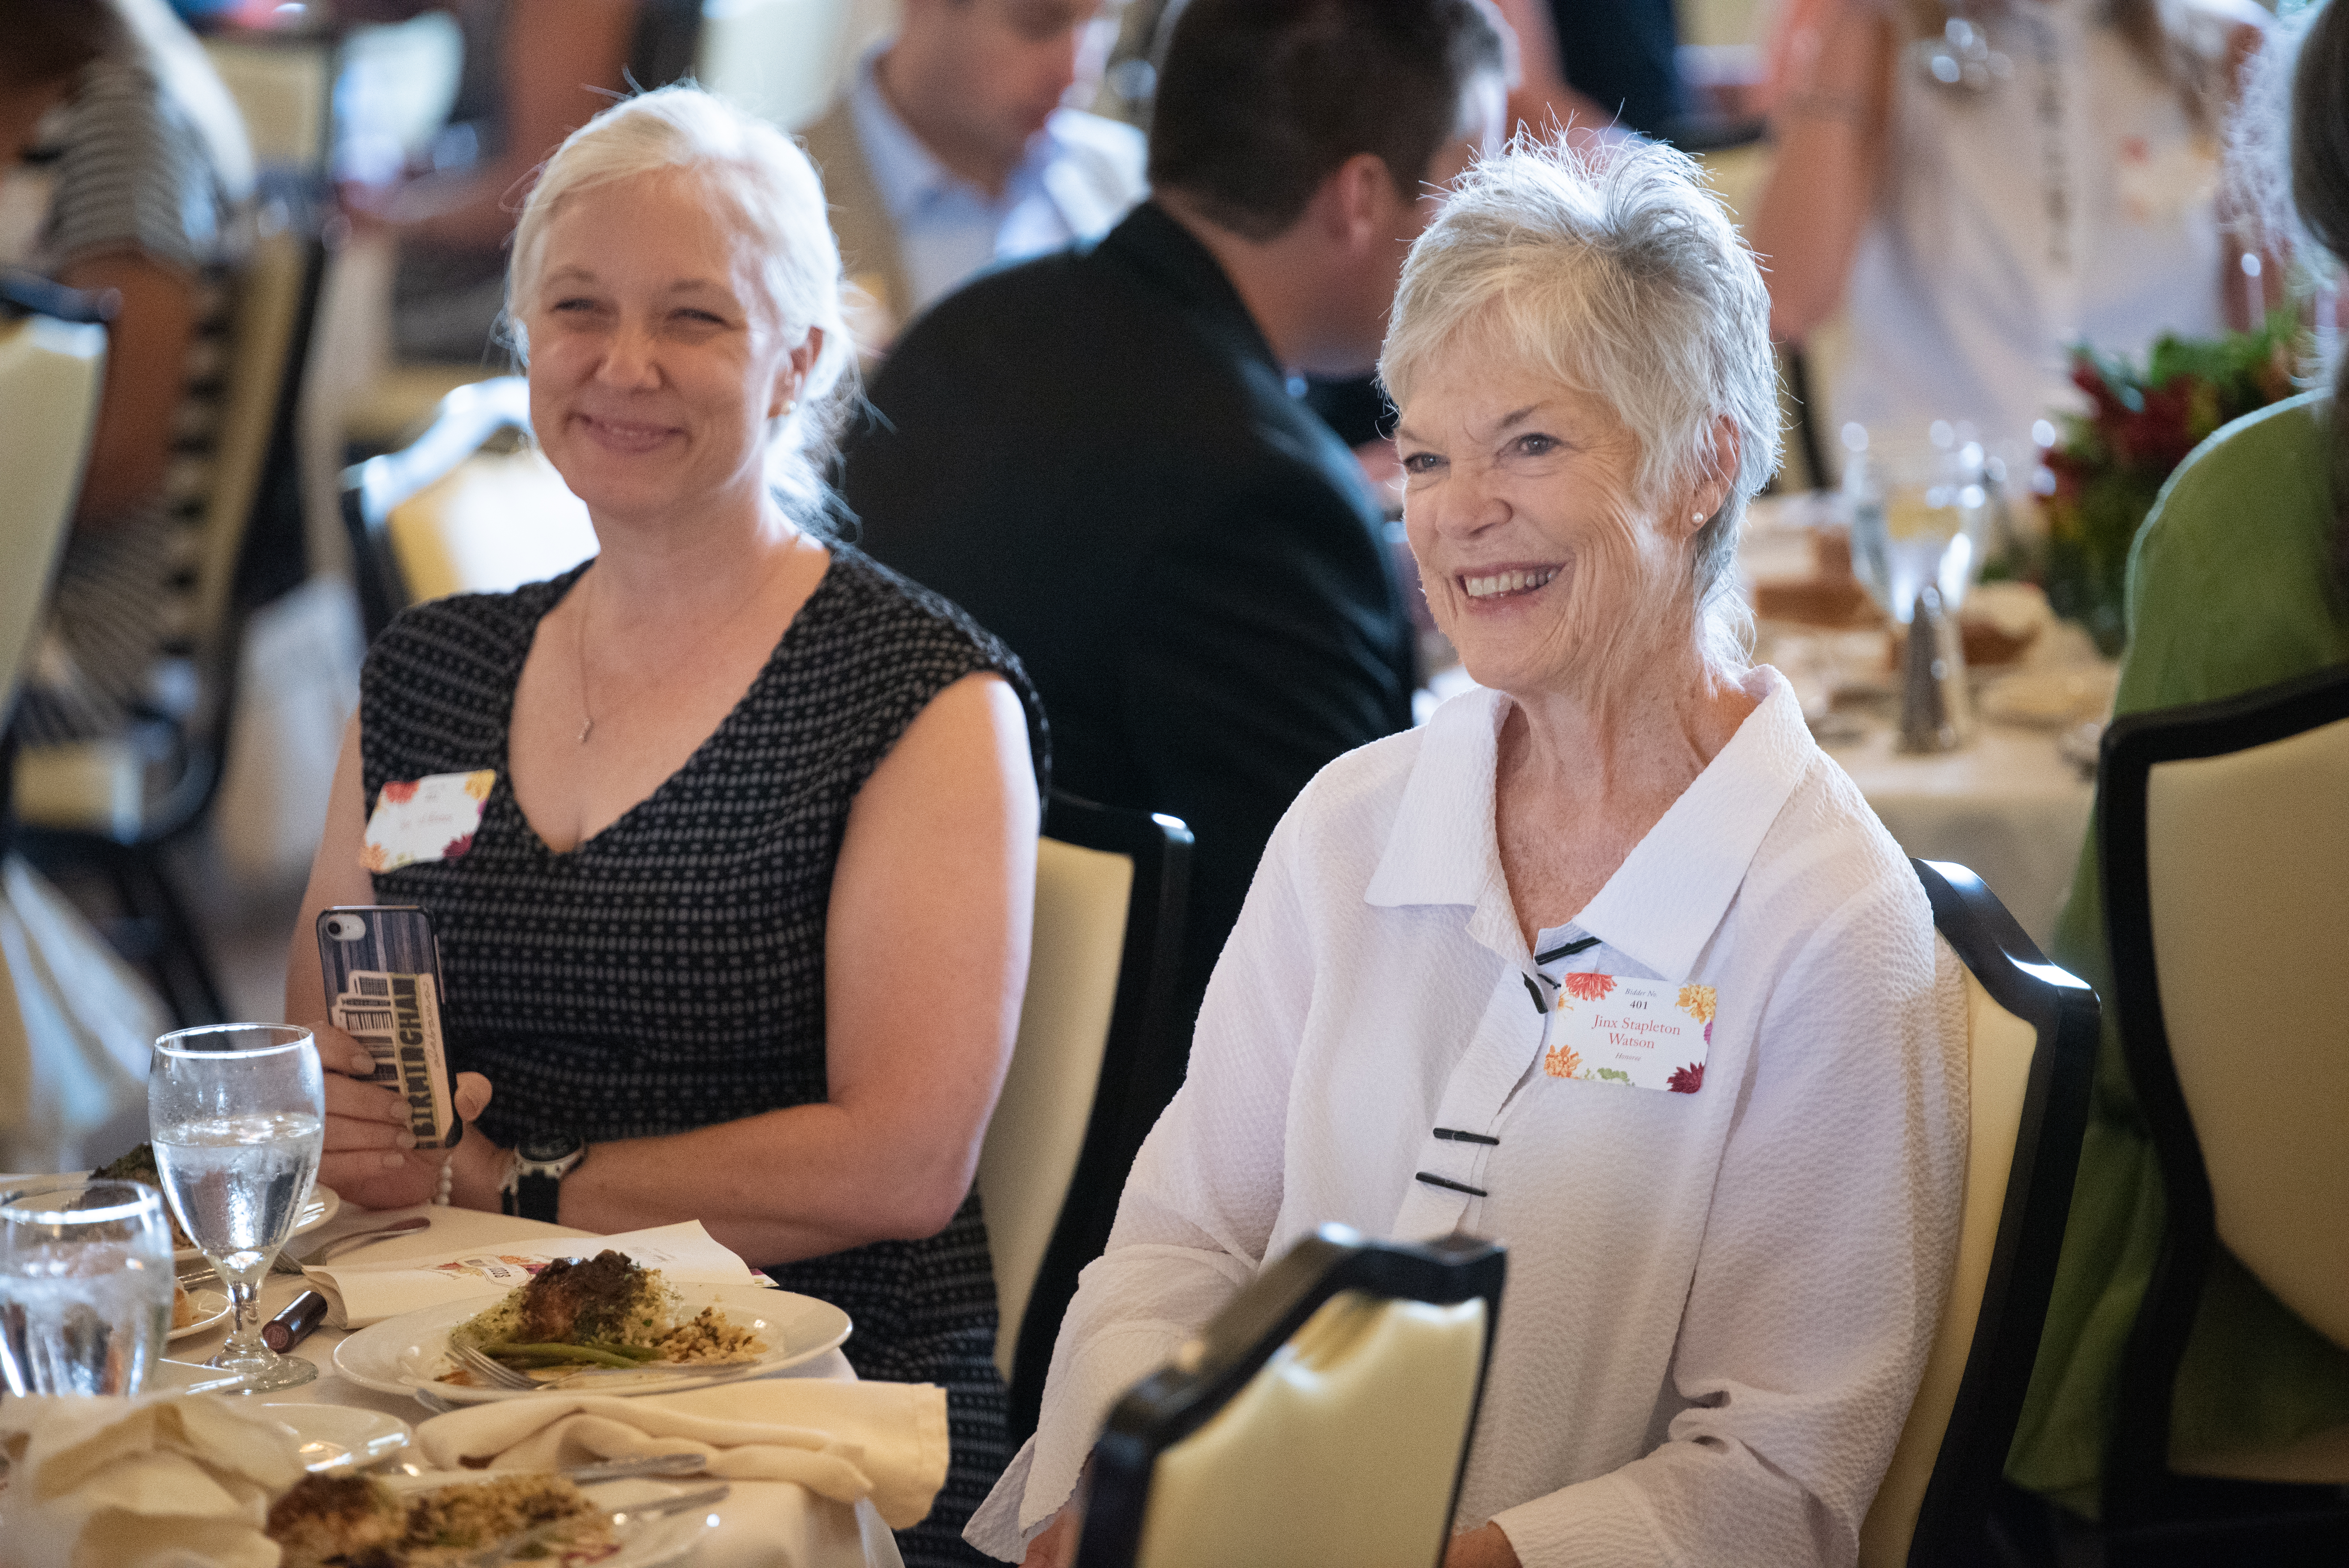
0 314 106 706
1860 966 2032 1568
387 446 597 604
1135 1292 1488 1568
200 39 331 170
2146 716 2349 1354
976 836 1131 1379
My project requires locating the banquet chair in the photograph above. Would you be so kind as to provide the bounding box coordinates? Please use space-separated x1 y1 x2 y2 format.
977 791 1192 1449
1858 859 2098 1568
2094 665 2349 1558
0 285 109 721
340 377 596 642
1074 1226 1505 1568
11 221 326 1025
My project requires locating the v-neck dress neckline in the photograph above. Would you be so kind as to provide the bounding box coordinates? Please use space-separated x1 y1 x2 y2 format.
498 554 840 861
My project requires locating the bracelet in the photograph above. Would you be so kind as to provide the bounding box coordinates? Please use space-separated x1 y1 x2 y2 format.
433 1154 453 1207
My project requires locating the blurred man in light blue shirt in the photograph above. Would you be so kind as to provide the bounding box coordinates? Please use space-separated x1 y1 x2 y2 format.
799 0 1146 352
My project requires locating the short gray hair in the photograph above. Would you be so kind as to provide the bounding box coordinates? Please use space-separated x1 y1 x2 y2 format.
1380 134 1780 668
506 85 857 525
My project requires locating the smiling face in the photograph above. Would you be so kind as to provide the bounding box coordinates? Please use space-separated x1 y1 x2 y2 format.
521 169 813 530
1397 340 1706 700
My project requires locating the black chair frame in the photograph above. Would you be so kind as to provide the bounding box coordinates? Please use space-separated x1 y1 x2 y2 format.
1002 790 1194 1448
340 376 532 643
1906 859 2099 1568
2096 663 2349 1548
1076 1226 1506 1568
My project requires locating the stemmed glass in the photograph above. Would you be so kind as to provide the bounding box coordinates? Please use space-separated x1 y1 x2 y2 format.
1841 421 1994 625
0 1179 175 1395
148 1023 326 1393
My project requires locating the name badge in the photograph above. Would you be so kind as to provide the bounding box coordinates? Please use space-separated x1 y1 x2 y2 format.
1542 973 1715 1093
360 770 495 873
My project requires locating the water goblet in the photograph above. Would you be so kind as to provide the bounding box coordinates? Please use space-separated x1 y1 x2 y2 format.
1841 421 1994 625
148 1023 326 1393
0 1179 175 1395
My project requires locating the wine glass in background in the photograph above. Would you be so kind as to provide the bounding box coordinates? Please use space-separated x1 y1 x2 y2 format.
149 1024 326 1392
1841 421 1994 624
0 1180 175 1395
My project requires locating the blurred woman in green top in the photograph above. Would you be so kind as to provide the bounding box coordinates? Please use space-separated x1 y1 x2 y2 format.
2007 0 2349 1518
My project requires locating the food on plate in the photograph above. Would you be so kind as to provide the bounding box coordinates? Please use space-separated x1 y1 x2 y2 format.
92 1142 193 1250
441 1250 765 1383
172 1281 198 1329
267 1472 610 1568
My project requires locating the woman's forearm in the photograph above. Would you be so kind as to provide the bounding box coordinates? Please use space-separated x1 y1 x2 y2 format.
1748 2 1895 342
485 1094 983 1263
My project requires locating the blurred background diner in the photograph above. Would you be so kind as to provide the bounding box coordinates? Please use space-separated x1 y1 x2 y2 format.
2 0 2344 1563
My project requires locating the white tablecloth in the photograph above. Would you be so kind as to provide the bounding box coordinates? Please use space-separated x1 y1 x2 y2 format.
160 1202 901 1568
1817 720 2091 950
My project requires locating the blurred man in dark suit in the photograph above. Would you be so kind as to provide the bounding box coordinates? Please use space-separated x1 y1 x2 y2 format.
843 0 1508 1297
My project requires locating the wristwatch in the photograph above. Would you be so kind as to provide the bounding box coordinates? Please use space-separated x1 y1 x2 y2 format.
501 1132 586 1223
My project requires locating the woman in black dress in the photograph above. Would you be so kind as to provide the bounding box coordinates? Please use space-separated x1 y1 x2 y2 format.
286 86 1042 1566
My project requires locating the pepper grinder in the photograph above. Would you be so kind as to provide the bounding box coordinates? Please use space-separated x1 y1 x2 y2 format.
1898 586 1974 752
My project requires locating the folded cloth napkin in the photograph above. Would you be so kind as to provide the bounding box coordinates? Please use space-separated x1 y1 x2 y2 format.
306 1219 770 1327
0 1394 305 1568
413 1379 950 1531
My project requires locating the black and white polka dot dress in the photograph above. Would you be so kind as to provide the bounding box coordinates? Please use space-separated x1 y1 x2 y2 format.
360 545 1046 1566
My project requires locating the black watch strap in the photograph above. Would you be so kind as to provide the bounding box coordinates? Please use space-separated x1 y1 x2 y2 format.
515 1168 562 1224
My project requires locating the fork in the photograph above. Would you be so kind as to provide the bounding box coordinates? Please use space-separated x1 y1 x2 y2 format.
449 1342 542 1391
460 1483 731 1566
274 1215 432 1274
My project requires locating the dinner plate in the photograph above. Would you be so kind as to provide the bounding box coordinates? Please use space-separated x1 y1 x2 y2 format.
259 1403 412 1473
334 1281 853 1405
174 1185 339 1265
168 1287 230 1340
374 1473 715 1566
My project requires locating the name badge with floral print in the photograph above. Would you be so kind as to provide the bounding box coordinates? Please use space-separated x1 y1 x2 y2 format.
1541 973 1715 1093
360 770 495 873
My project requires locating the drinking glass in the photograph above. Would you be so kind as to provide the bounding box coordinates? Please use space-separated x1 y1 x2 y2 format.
148 1023 326 1392
1841 422 1994 623
0 1179 174 1395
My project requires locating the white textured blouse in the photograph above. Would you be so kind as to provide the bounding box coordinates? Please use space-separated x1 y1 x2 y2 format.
967 670 1969 1567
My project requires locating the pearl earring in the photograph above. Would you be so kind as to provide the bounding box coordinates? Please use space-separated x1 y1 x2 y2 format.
1693 510 1706 522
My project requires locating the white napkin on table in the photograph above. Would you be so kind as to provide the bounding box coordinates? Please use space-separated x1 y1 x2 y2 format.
0 1394 305 1568
305 1219 770 1327
413 1378 950 1531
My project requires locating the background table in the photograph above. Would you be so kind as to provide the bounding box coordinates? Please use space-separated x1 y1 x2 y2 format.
1736 491 2099 949
159 1201 893 1568
1817 719 2091 950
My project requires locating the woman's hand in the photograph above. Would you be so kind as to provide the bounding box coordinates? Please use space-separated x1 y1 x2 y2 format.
1444 1523 1522 1568
317 1017 492 1210
1018 1506 1078 1568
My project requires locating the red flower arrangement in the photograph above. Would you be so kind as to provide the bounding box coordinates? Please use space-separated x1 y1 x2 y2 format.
2018 314 2300 655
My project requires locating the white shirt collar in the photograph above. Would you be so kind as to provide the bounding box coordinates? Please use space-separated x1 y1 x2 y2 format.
1365 668 1816 979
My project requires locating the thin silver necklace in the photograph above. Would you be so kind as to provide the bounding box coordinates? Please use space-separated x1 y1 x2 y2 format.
572 543 800 745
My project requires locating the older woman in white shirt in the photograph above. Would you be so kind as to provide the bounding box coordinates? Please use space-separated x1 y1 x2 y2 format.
971 139 1970 1568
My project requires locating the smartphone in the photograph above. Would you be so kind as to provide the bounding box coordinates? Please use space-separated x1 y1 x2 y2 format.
317 905 463 1150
